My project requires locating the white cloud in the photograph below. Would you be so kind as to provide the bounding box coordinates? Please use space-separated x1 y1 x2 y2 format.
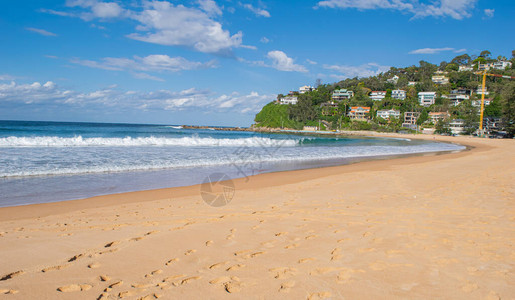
65 0 124 20
306 59 318 65
323 62 390 78
0 80 272 114
0 74 16 81
484 8 494 18
132 72 165 82
198 0 223 15
316 0 477 20
40 8 75 17
71 54 217 74
242 3 271 17
127 1 242 54
260 37 270 43
317 0 413 11
409 47 466 54
267 51 307 72
240 45 257 50
25 27 57 36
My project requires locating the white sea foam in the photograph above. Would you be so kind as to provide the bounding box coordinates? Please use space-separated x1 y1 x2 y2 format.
0 143 465 178
0 136 299 148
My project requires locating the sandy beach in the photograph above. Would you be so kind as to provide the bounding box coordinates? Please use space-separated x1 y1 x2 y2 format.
0 135 513 299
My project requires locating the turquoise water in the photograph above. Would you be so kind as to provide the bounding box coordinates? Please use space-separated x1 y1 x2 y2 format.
0 120 464 207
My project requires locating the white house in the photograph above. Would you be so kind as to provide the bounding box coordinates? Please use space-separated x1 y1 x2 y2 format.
451 88 472 95
443 94 470 106
432 73 449 85
408 81 418 86
476 85 489 95
387 75 399 84
429 112 450 124
459 65 473 72
449 119 465 135
279 96 298 105
477 62 493 71
472 99 492 107
418 92 437 107
370 91 386 101
332 89 354 101
377 109 400 119
392 89 407 100
492 61 512 70
299 85 314 94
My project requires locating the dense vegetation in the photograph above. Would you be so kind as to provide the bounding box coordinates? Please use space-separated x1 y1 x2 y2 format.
254 50 515 136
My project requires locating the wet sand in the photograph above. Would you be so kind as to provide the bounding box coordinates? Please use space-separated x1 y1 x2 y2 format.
0 135 513 299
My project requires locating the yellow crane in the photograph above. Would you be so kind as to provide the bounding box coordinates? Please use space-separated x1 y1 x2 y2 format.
475 69 515 135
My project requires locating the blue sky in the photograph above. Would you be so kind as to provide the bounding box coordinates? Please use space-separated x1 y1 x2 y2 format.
0 0 513 126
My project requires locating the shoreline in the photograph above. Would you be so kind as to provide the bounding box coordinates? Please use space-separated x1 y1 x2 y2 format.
0 133 473 220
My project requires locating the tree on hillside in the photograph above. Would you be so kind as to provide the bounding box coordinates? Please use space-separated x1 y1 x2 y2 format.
451 54 471 66
435 119 452 135
500 81 515 136
484 97 502 118
480 50 492 59
458 100 479 135
288 96 317 123
445 63 459 72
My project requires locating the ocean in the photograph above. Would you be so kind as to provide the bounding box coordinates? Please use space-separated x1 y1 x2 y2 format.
0 120 465 207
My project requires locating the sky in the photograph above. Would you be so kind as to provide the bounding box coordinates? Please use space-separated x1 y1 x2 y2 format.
0 0 513 126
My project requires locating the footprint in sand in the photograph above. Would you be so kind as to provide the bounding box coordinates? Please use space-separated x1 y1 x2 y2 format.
131 282 153 289
99 275 110 281
117 290 133 298
109 280 123 288
88 262 101 269
165 258 179 266
226 264 246 272
234 249 252 257
104 241 121 248
285 243 299 249
270 267 297 279
42 264 68 272
308 291 332 299
298 258 316 264
205 240 213 246
184 249 197 256
279 281 295 292
0 289 18 295
305 235 317 240
181 276 201 285
0 270 25 281
275 232 288 237
162 275 186 284
331 248 342 261
224 281 242 293
145 269 163 277
57 284 92 292
250 251 266 258
209 262 228 270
